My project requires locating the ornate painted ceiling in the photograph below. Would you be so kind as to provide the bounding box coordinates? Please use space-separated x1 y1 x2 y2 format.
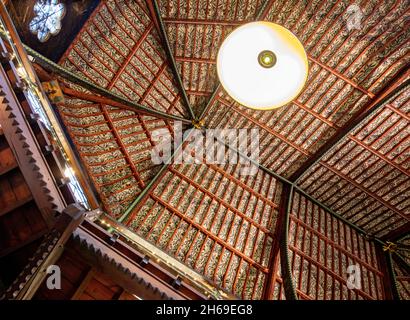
15 0 409 300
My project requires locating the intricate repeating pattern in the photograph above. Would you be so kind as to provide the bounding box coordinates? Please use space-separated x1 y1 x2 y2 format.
203 0 409 177
289 192 385 299
57 96 170 218
299 89 409 238
60 0 188 117
126 159 281 299
160 0 266 114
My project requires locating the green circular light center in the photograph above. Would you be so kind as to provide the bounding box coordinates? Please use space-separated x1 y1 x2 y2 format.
258 50 277 68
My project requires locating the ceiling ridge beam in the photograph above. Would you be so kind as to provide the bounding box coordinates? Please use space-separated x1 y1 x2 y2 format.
146 0 196 120
276 184 299 299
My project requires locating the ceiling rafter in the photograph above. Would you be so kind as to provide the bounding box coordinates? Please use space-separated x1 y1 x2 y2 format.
22 44 192 124
65 1 408 300
307 55 375 98
93 0 407 300
347 135 409 177
59 83 189 125
146 0 196 120
206 128 388 299
85 1 301 288
77 1 188 117
210 128 397 299
176 5 409 296
320 161 408 220
106 22 154 89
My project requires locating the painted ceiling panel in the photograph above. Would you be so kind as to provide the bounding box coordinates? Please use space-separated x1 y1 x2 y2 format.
124 158 282 299
59 0 189 117
57 95 171 218
298 90 409 237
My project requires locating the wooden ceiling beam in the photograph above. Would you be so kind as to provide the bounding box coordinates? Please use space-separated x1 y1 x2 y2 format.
3 204 86 300
348 135 409 177
106 23 154 90
146 0 196 120
0 67 66 227
211 133 383 240
320 162 408 221
79 219 213 299
308 54 375 98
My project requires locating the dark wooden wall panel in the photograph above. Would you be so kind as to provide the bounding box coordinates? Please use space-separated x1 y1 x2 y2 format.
34 245 135 300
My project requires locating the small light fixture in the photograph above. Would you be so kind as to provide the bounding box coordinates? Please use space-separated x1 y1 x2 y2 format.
258 50 277 68
217 22 308 110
